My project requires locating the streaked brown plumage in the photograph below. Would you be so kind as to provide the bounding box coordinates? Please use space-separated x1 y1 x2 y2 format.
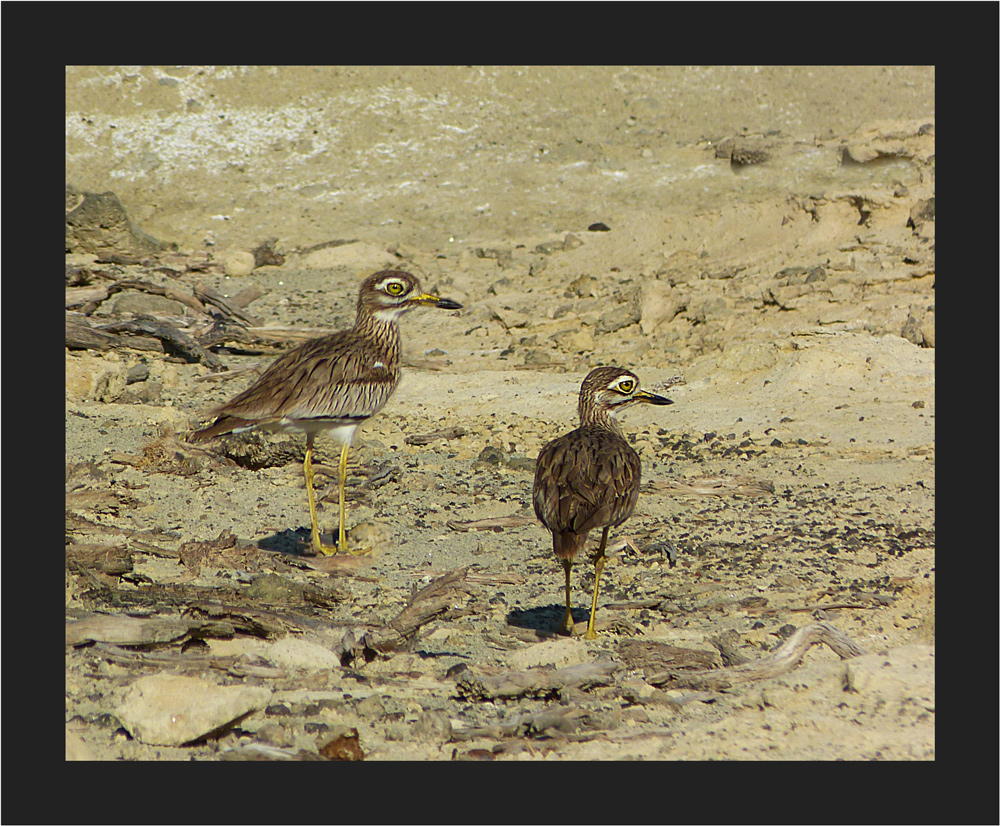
190 270 462 555
533 366 673 638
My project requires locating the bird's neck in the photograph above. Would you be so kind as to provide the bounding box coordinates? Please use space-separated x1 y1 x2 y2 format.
354 309 402 355
578 401 622 434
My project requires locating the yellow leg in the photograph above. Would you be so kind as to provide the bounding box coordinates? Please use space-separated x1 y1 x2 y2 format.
559 558 575 635
337 441 350 551
304 434 338 556
334 440 371 556
585 527 610 640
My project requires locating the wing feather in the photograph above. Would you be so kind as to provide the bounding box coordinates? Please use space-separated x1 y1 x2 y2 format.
533 427 641 537
200 331 399 430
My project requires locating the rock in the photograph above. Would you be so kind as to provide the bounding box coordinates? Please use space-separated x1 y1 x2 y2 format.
596 295 641 334
907 198 935 231
920 309 935 348
901 304 935 348
117 674 271 746
564 274 598 298
840 143 881 164
252 238 285 268
255 722 295 748
506 638 593 671
66 730 97 761
300 241 397 271
639 281 679 335
686 295 728 323
411 710 452 744
126 363 150 384
488 304 531 330
349 521 394 553
65 351 128 402
715 136 771 166
474 445 505 467
265 637 342 672
112 292 190 317
65 186 168 256
505 455 537 472
717 341 780 374
222 250 257 277
355 694 386 720
549 328 595 353
523 348 565 366
318 727 365 761
841 645 934 708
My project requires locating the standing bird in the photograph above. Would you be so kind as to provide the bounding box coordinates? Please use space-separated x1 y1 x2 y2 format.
190 270 462 555
533 366 673 638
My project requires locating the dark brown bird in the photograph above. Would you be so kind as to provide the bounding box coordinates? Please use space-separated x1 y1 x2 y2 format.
190 270 462 555
533 366 673 638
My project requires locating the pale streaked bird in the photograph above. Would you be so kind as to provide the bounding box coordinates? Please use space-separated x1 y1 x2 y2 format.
190 270 462 555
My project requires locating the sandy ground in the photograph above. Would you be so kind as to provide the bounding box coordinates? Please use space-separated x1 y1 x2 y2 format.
66 66 935 761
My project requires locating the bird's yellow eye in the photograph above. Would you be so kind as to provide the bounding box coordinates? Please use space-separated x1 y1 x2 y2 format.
384 281 405 296
616 379 635 394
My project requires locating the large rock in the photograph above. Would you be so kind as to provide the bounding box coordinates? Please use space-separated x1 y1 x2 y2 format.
65 351 128 402
118 673 271 746
506 638 594 671
639 280 680 335
65 186 169 257
299 241 397 271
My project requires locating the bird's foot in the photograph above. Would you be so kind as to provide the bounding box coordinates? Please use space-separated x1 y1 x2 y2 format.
311 529 373 557
312 539 341 557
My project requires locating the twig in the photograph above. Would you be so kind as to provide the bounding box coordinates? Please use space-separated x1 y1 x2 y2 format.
193 283 261 326
408 570 526 586
98 314 225 371
456 662 620 701
447 516 536 532
648 475 775 498
647 622 865 690
341 568 477 662
404 426 468 446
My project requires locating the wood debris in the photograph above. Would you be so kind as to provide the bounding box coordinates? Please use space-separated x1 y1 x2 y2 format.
446 515 536 532
456 661 620 701
648 475 776 498
341 568 477 663
647 622 865 690
404 426 467 446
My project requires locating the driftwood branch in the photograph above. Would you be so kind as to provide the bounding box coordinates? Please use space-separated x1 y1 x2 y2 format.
66 285 111 309
66 614 233 648
108 278 209 315
404 426 467 446
408 570 526 587
97 315 225 371
66 543 134 577
648 475 775 498
647 622 866 690
456 662 620 701
340 568 477 663
447 516 536 532
193 283 261 326
450 705 610 742
66 317 162 353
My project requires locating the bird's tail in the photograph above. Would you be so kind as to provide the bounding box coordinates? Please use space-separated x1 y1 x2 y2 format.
552 531 587 562
187 415 254 442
